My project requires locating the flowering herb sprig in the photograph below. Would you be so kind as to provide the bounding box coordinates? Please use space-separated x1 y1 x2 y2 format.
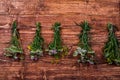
73 21 95 64
47 22 63 59
103 23 120 65
28 22 44 61
4 21 24 61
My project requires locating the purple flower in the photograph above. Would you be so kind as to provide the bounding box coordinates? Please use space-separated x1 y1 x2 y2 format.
50 49 57 55
34 57 38 61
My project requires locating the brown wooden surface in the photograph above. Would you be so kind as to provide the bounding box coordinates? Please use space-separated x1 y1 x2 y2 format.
0 57 120 80
0 0 120 79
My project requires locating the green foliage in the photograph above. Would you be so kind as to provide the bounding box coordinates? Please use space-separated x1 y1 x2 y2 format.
4 21 24 60
73 21 95 64
47 22 63 59
29 22 44 61
104 23 120 65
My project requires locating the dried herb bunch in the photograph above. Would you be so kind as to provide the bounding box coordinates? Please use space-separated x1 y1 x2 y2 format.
47 22 63 59
73 21 95 64
28 22 44 61
4 21 24 60
104 23 120 65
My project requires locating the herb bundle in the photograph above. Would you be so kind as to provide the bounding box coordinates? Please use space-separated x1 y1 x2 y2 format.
47 22 63 59
28 22 44 61
4 21 24 60
104 23 120 65
73 21 95 64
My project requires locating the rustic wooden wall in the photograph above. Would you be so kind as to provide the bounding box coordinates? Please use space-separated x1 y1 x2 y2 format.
0 0 120 60
0 0 120 80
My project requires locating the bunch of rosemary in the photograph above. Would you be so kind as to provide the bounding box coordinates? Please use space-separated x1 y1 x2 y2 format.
73 21 95 64
4 21 24 60
104 23 120 65
47 22 63 59
28 22 44 61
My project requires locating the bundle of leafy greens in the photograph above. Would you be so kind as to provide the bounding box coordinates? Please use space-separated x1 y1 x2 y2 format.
73 21 95 64
104 23 120 65
47 22 63 59
4 21 24 60
28 22 44 61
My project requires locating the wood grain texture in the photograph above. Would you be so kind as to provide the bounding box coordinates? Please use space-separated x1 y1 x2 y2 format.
0 0 119 79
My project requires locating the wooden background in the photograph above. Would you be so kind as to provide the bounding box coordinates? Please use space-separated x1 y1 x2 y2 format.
0 0 120 80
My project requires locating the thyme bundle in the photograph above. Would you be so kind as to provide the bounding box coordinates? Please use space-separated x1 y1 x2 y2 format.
4 21 24 60
104 23 120 65
73 21 95 64
47 22 63 59
28 22 44 61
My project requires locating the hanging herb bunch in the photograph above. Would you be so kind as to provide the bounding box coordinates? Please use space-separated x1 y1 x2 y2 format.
73 21 95 64
28 22 44 61
47 22 64 60
4 21 24 61
103 23 120 65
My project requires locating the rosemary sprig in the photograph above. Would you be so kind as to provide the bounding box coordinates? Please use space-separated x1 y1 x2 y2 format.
73 21 95 64
103 23 120 65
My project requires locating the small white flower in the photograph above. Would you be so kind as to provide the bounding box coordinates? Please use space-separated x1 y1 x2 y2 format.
31 56 35 60
76 47 87 56
73 51 78 56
